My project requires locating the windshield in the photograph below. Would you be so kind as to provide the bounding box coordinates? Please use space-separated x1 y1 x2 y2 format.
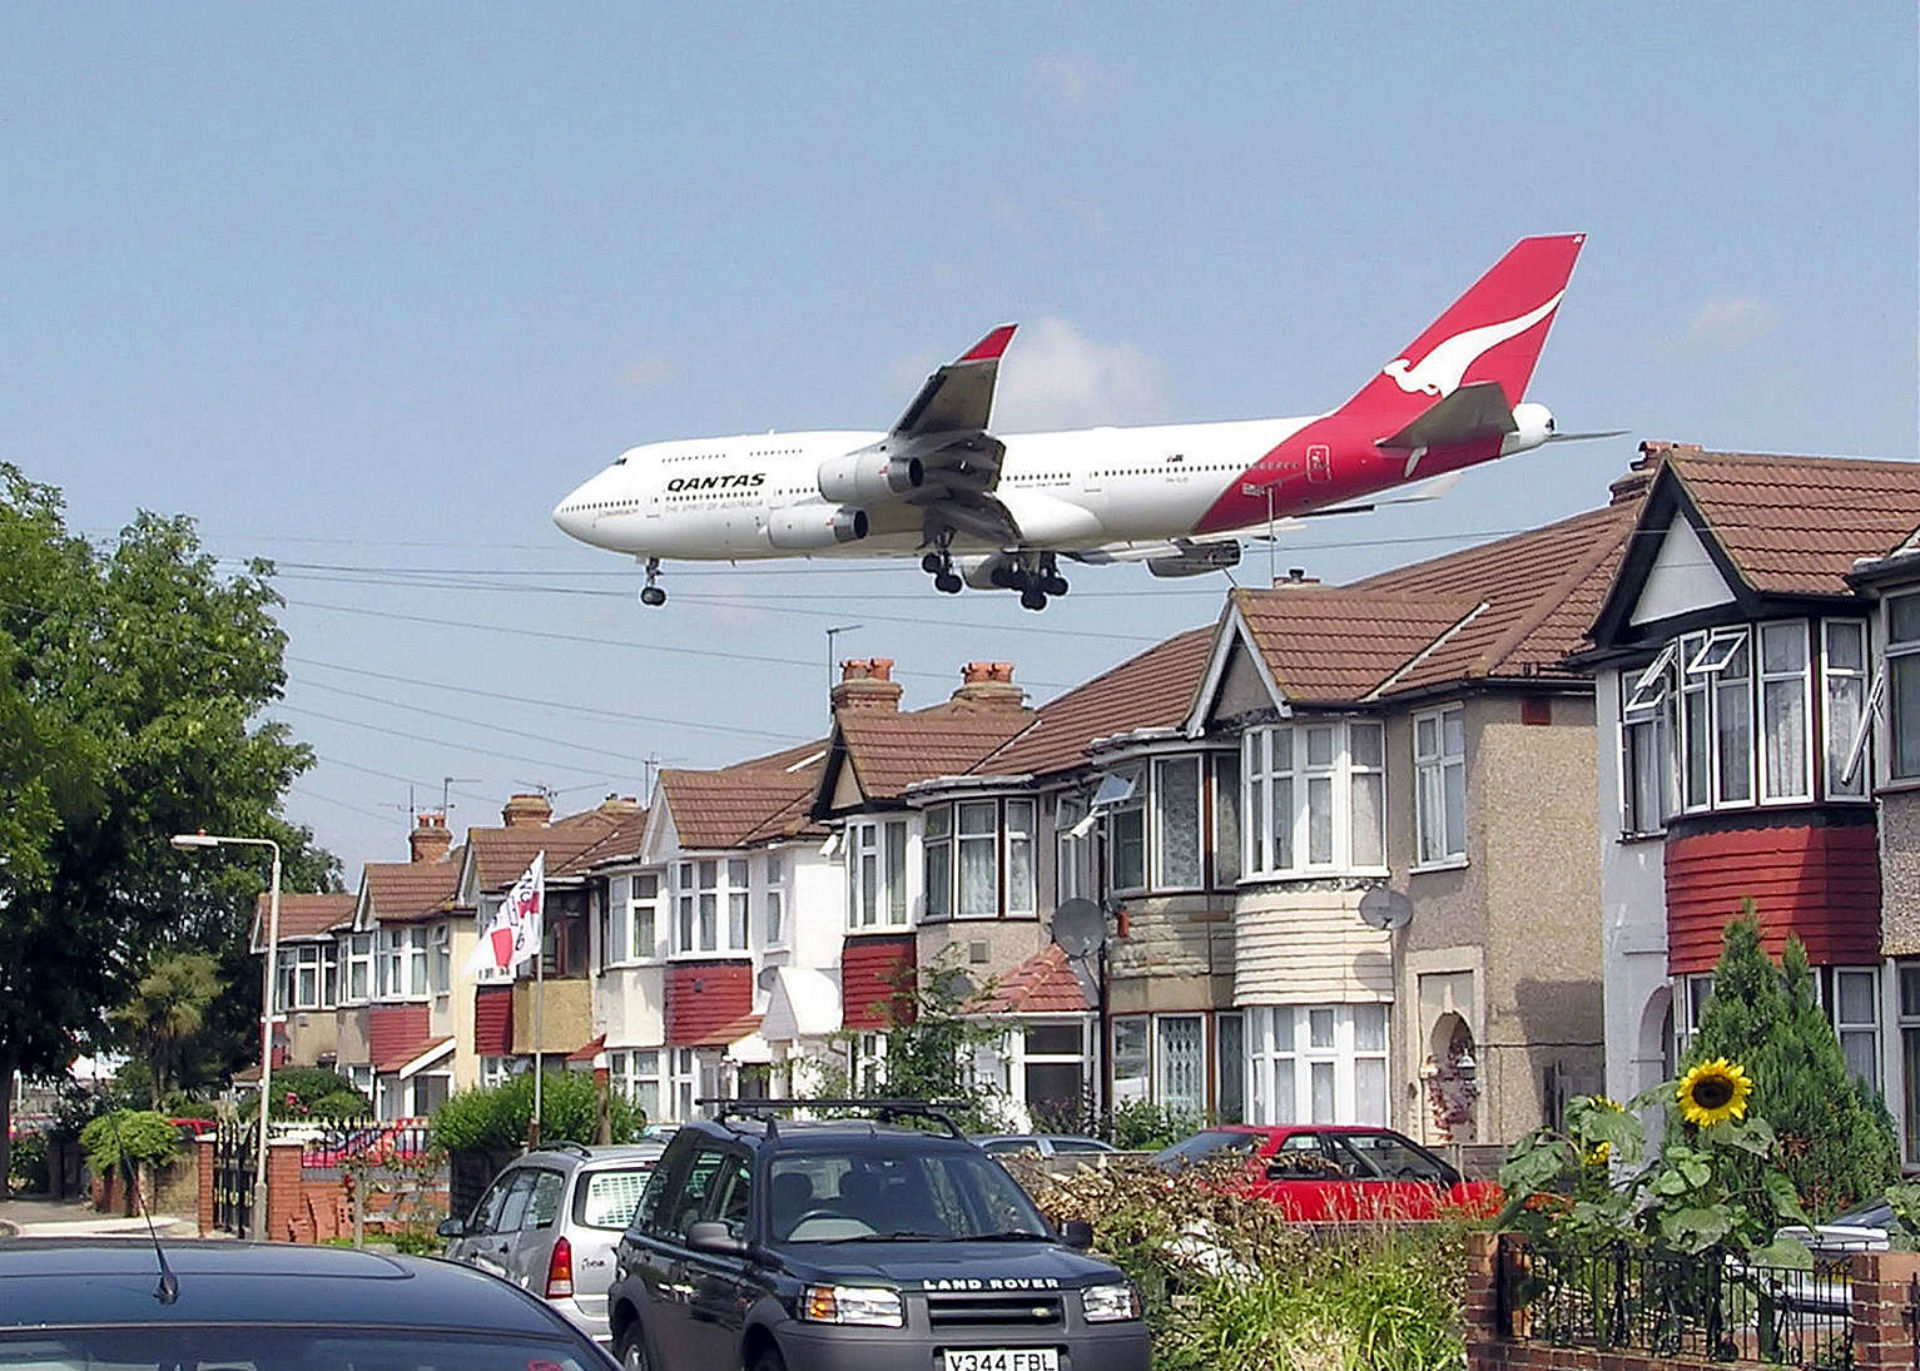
768 1149 1052 1244
1154 1130 1263 1166
0 1328 597 1370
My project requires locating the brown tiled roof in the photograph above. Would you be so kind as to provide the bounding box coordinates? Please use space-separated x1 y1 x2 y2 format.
971 944 1091 1015
983 628 1215 778
1658 445 1920 595
838 701 1036 800
469 806 629 892
252 893 356 948
660 743 829 850
1230 587 1483 703
362 851 463 925
557 808 650 877
1350 497 1643 692
374 1034 452 1075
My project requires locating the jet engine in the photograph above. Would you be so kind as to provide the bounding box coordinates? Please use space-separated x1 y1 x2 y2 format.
1147 541 1242 579
767 505 869 550
817 450 923 504
1500 402 1555 457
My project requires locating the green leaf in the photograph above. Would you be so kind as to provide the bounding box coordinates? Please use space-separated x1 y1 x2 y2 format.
1661 1204 1733 1252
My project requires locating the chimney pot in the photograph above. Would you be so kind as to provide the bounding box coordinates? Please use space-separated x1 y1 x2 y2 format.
409 811 453 864
502 793 553 828
832 656 902 713
952 662 1025 710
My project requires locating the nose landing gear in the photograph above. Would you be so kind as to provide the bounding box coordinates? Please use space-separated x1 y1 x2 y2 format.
922 542 963 595
638 558 667 607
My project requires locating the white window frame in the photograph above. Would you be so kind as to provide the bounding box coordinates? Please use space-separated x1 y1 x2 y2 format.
1621 652 1678 837
1106 768 1148 895
1889 593 1920 781
1054 793 1095 904
374 927 431 1002
1110 1015 1150 1106
428 922 451 997
762 852 787 949
607 1047 664 1122
1244 722 1388 879
921 799 1043 920
1212 751 1242 888
1757 620 1813 803
630 871 661 962
1821 620 1871 800
1413 708 1467 868
1246 1004 1390 1126
1831 967 1880 1092
342 933 373 1005
727 858 751 951
1151 756 1205 892
847 819 909 929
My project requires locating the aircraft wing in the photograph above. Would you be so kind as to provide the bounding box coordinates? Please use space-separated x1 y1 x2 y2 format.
893 325 1015 439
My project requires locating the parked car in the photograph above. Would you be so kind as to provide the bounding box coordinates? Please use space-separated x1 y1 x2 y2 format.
607 1098 1151 1371
440 1141 666 1346
0 1237 616 1369
972 1133 1120 1160
1776 1193 1898 1259
1151 1124 1500 1222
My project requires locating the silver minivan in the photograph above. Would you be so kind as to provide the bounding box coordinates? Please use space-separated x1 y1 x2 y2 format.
440 1142 664 1346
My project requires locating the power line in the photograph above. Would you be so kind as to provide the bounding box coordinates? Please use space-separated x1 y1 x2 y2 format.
277 703 643 777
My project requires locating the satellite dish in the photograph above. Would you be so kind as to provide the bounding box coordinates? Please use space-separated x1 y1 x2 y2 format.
1051 898 1108 959
756 965 781 992
1358 888 1413 932
928 966 975 1002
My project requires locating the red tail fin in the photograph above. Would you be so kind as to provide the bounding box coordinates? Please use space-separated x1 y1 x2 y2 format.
1340 234 1585 428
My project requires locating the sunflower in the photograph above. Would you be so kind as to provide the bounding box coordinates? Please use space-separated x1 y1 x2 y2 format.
1582 1095 1625 1165
1677 1058 1753 1127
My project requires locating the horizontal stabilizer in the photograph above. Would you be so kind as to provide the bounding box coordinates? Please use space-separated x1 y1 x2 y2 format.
1378 381 1516 450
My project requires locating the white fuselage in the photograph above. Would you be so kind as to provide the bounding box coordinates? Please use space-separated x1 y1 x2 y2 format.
553 417 1313 562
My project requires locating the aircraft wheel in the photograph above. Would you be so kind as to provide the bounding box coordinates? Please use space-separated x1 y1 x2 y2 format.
1020 588 1048 611
640 586 667 607
921 552 944 574
1042 575 1069 597
934 573 963 594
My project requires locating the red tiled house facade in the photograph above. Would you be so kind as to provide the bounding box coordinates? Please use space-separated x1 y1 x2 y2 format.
1584 444 1920 1150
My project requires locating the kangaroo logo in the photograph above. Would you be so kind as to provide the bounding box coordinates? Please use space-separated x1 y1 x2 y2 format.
1381 291 1565 397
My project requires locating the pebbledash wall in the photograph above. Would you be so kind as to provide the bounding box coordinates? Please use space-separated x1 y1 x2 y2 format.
1463 1233 1920 1370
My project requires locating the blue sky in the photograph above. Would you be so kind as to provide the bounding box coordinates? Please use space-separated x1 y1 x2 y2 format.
5 4 1915 877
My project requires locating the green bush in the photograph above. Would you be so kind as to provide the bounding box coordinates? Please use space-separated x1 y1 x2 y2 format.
8 1132 50 1193
267 1066 371 1120
429 1071 640 1152
78 1110 182 1176
1107 1099 1201 1152
308 1090 376 1121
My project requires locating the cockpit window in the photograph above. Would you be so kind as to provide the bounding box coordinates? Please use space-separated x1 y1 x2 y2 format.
613 456 627 465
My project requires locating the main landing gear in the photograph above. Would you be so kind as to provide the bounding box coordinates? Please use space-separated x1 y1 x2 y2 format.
1015 555 1071 612
639 557 667 607
921 549 963 595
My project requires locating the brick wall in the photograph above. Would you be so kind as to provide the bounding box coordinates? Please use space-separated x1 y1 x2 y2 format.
1466 1233 1920 1371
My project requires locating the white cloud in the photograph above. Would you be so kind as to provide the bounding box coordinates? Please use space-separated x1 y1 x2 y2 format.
991 317 1166 430
1684 296 1773 349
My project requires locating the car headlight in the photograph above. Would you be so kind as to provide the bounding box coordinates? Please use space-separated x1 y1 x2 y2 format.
800 1283 905 1328
1081 1281 1142 1323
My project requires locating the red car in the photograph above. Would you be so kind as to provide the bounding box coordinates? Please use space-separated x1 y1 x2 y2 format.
1151 1124 1500 1222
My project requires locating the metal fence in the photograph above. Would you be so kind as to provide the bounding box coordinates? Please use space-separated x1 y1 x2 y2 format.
1499 1238 1854 1368
210 1120 252 1236
296 1119 434 1179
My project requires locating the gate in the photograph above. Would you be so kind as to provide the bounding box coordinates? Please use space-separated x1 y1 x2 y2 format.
211 1121 253 1236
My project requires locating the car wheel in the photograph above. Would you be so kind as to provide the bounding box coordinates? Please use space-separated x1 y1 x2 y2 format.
750 1348 787 1371
615 1325 652 1371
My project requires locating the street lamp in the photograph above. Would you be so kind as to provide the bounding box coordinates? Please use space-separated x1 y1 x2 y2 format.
172 830 280 1242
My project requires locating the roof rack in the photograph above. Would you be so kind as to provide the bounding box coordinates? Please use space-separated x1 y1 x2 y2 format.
693 1097 965 1142
542 1139 593 1158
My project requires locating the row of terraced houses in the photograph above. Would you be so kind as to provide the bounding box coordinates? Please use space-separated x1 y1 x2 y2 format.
259 442 1920 1170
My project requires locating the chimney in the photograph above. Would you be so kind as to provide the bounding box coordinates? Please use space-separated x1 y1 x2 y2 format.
1611 442 1681 506
502 793 553 828
1274 568 1320 587
952 661 1025 710
832 657 904 713
598 794 642 817
409 811 452 864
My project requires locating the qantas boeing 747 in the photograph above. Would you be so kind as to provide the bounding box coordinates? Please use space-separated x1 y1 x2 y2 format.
553 234 1602 609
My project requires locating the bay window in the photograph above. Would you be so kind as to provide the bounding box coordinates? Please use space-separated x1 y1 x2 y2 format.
1055 794 1095 903
847 820 908 928
374 927 430 1001
1891 595 1920 780
1414 709 1465 865
1822 621 1869 797
957 801 999 917
343 933 372 1004
277 943 337 1012
1246 721 1388 878
1006 800 1036 915
1621 649 1679 835
674 859 749 954
763 853 786 946
631 872 660 960
1153 757 1203 889
924 808 952 921
1108 770 1147 892
1759 622 1811 800
1246 1004 1390 1126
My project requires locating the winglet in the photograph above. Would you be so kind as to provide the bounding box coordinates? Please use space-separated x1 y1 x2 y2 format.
960 324 1017 363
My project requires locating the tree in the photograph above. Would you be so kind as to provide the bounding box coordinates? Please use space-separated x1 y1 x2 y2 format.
0 464 335 1190
110 952 221 1107
1685 912 1898 1219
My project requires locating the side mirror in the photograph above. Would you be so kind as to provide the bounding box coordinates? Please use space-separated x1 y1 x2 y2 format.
435 1217 468 1239
687 1220 748 1256
1059 1219 1093 1251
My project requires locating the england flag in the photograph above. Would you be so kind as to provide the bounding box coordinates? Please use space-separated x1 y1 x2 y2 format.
466 851 544 976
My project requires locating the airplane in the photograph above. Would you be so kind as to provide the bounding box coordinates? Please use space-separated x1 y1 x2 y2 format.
553 234 1605 610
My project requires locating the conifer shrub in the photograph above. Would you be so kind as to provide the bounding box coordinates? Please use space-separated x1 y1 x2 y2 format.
1685 913 1897 1220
